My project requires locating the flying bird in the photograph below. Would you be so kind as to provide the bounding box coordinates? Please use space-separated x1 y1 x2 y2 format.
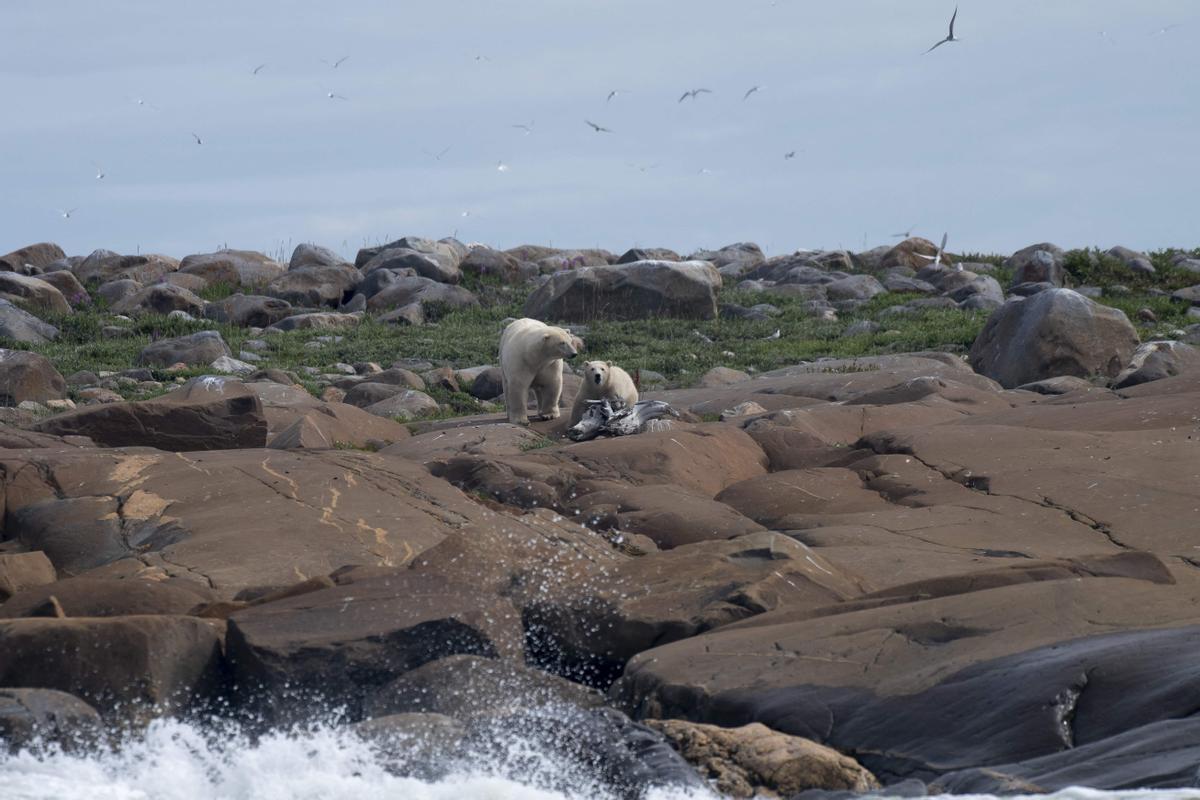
626 162 659 172
924 6 960 54
585 120 613 133
1151 24 1181 36
512 121 534 135
92 162 105 180
917 233 953 270
252 63 267 75
326 91 348 100
891 224 917 238
697 168 713 175
59 208 77 219
191 132 203 145
743 86 761 101
679 88 713 102
606 89 629 103
131 97 159 110
784 151 796 160
321 55 350 68
422 146 452 161
496 161 510 172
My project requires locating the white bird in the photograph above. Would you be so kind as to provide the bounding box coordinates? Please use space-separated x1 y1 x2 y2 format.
191 132 203 145
1098 30 1117 46
1151 24 1181 36
92 162 105 180
497 161 510 172
326 91 348 100
763 329 781 340
679 88 713 102
606 89 630 103
891 224 917 238
423 146 452 161
743 85 761 101
697 167 713 175
917 233 953 270
252 63 267 75
585 119 613 133
131 96 159 111
321 55 350 68
924 6 960 54
59 208 77 219
692 330 714 344
512 121 534 135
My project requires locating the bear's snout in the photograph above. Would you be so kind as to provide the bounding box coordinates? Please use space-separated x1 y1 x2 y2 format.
593 373 603 385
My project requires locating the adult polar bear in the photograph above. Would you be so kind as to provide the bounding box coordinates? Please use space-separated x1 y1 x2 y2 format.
499 317 580 425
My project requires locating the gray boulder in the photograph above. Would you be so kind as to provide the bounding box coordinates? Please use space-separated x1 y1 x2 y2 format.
687 243 764 278
366 276 479 313
523 260 721 322
0 273 71 314
266 264 361 307
825 274 886 302
179 249 284 288
289 243 350 270
1009 248 1068 287
0 349 68 405
0 299 59 343
137 331 232 367
1106 245 1155 275
969 289 1139 388
36 270 90 307
111 284 205 317
1113 341 1200 389
0 243 66 274
364 389 440 420
0 688 102 752
95 279 142 306
460 246 523 282
1172 285 1200 306
205 294 293 328
363 248 461 284
73 250 179 285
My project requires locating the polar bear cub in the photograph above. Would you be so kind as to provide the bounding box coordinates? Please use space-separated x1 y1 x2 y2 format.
499 317 580 425
570 360 639 426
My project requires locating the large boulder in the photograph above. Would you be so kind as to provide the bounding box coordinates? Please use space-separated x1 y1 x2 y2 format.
0 299 59 343
356 236 463 273
646 720 879 797
73 250 179 285
204 293 292 327
35 270 90 307
288 243 350 270
265 311 361 332
225 572 524 719
0 688 102 752
365 275 478 314
31 375 266 451
0 577 211 618
523 260 721 322
0 350 67 406
0 552 58 603
824 274 886 302
111 283 205 317
968 289 1139 388
460 246 524 282
879 237 943 271
0 616 225 722
362 247 461 284
1008 247 1068 287
0 243 66 274
267 403 411 450
1106 245 1155 275
0 273 70 314
265 263 361 307
178 249 284 288
137 330 232 367
687 243 765 278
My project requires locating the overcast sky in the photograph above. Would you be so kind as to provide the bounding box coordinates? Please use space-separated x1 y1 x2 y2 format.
3 1 1198 262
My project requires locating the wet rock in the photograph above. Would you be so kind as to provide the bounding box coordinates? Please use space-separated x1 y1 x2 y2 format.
646 720 879 797
0 350 67 405
0 577 212 618
968 289 1139 388
137 331 231 367
0 688 102 752
524 261 721 322
31 375 266 451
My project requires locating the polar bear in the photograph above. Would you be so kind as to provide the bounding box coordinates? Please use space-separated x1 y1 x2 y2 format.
569 360 639 426
499 318 580 425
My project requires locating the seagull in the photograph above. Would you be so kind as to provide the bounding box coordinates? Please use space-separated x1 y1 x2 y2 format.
697 167 713 175
131 97 159 111
692 330 714 344
321 55 350 68
585 120 613 133
422 146 452 161
92 162 106 180
626 162 659 172
784 151 796 160
924 6 959 54
1151 24 1181 36
606 89 630 103
512 121 534 135
679 88 713 102
917 233 954 270
326 91 348 100
891 224 917 238
191 132 203 145
743 86 761 101
1098 30 1117 46
763 329 781 341
59 208 77 219
474 54 491 63
252 63 267 75
497 161 510 172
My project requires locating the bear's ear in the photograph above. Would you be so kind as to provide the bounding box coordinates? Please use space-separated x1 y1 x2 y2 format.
606 361 613 367
543 332 551 339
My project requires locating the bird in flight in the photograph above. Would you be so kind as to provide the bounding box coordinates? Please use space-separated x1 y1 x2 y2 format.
59 208 77 219
326 91 348 100
924 7 959 53
697 167 713 175
92 162 106 180
606 89 630 103
512 121 534 135
1151 24 1181 36
743 86 761 101
422 146 452 161
496 161 510 172
131 96 159 111
321 56 350 68
191 132 204 145
585 120 613 133
917 233 953 270
626 162 659 172
679 88 713 102
891 224 917 238
252 63 267 75
784 151 797 160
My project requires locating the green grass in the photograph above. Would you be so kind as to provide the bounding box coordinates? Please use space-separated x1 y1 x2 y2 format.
1063 248 1199 293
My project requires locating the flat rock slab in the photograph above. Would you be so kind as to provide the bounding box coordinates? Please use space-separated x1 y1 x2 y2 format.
226 572 524 720
267 403 410 450
380 423 545 465
0 447 524 595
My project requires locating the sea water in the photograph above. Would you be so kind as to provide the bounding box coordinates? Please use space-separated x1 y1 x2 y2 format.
1 719 1198 800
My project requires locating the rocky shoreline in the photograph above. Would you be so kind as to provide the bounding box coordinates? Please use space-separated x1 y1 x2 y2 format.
2 236 1200 797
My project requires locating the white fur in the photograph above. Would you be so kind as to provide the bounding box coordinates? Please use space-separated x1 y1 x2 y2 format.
498 318 579 424
570 360 639 425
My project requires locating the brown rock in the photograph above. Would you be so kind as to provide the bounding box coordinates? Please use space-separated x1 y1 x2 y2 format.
0 349 68 406
0 552 58 602
0 273 71 314
0 577 212 618
0 243 66 273
267 403 411 450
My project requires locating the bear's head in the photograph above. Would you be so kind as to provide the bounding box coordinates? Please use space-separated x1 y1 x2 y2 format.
583 360 611 388
542 327 579 360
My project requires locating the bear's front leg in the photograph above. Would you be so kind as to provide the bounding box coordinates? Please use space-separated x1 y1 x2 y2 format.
534 360 563 420
505 376 531 425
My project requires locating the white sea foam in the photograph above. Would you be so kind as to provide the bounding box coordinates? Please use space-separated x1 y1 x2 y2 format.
1 719 1198 800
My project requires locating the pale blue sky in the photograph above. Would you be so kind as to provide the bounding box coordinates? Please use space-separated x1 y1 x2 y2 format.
3 1 1197 261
